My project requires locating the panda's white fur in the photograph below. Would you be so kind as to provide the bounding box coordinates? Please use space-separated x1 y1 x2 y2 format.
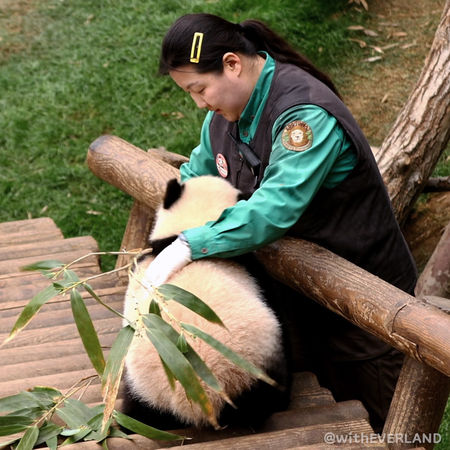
123 175 285 427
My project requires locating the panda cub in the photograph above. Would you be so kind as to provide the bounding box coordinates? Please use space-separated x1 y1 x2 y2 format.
122 175 289 429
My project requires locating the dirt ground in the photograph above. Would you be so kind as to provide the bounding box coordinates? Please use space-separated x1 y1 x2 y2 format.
339 0 449 273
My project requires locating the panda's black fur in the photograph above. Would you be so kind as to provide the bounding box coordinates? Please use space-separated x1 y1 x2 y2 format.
122 175 291 430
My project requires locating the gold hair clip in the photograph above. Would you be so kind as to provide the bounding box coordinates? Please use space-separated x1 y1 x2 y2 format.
190 32 204 63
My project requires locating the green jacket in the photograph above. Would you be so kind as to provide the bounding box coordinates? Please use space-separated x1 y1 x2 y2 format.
180 54 356 260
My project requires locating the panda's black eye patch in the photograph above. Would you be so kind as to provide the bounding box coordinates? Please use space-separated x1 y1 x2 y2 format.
163 179 185 209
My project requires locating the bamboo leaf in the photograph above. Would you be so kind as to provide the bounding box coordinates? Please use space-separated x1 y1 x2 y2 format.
70 289 105 376
21 260 64 272
144 313 224 396
46 435 58 450
158 284 225 327
160 358 177 391
2 285 59 345
56 398 102 429
149 299 161 316
107 427 130 439
0 415 33 436
176 334 188 353
113 410 185 441
0 390 53 413
101 326 135 432
35 422 64 447
143 314 218 427
182 323 277 387
82 283 127 320
16 425 39 450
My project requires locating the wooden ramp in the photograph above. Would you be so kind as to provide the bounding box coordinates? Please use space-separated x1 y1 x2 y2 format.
0 218 387 449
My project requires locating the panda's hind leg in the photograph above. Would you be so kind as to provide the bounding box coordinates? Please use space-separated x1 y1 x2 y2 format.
121 377 186 431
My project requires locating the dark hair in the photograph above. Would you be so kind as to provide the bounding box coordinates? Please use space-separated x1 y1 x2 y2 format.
159 13 341 98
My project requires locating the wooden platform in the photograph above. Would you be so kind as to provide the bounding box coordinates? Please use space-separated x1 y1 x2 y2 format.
0 218 388 449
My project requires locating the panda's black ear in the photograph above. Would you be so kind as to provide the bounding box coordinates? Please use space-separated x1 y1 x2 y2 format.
163 179 185 209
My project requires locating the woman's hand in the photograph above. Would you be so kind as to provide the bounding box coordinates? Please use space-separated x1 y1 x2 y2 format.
142 236 192 288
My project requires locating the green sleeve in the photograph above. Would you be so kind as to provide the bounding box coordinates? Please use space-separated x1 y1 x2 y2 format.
180 111 218 182
183 105 356 260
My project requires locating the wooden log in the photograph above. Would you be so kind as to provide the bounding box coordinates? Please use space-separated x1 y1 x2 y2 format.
87 135 450 377
383 221 450 450
415 222 450 298
87 135 180 210
115 200 155 285
374 0 450 224
114 146 188 280
255 238 450 377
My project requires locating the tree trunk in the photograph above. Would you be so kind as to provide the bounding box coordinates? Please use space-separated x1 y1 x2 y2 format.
374 0 450 224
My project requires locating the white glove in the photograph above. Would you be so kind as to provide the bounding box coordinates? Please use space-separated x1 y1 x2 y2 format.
143 235 192 288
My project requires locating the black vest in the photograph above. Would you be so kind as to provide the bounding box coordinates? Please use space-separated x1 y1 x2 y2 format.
209 62 417 294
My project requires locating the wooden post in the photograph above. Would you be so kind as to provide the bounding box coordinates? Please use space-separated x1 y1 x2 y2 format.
383 223 450 450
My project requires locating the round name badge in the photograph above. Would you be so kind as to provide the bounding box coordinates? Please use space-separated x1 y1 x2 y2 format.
216 153 229 178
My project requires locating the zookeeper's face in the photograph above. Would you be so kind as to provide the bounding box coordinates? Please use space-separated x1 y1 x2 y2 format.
169 53 251 122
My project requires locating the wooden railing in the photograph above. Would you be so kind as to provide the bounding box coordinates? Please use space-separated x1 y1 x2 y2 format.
87 134 450 449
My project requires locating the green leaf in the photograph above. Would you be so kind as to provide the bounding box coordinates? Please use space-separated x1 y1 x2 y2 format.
82 283 127 320
52 269 80 290
0 387 61 415
176 334 188 353
35 422 64 447
101 326 135 431
16 425 39 450
57 401 105 445
21 260 64 271
56 398 101 429
142 314 218 427
2 285 59 345
60 428 82 436
0 415 34 436
108 427 130 439
70 288 105 376
160 359 177 391
182 323 277 387
149 299 161 316
45 435 58 450
158 284 225 327
143 314 223 396
113 410 185 441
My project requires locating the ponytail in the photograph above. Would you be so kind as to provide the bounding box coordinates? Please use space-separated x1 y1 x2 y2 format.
160 13 341 98
239 20 341 98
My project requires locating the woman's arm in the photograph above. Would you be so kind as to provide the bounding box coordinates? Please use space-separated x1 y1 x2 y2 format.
183 105 356 259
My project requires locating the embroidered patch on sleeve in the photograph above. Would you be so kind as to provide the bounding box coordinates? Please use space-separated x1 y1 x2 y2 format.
281 120 313 152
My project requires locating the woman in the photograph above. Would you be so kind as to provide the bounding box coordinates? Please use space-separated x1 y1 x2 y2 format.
145 13 417 431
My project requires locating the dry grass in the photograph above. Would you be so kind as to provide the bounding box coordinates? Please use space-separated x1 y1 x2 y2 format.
338 0 445 146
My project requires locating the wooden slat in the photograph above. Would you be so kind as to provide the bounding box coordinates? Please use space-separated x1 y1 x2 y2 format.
0 296 124 336
53 419 380 450
0 250 99 275
0 285 125 317
0 316 122 349
0 217 62 239
0 271 120 303
0 333 117 365
0 235 98 261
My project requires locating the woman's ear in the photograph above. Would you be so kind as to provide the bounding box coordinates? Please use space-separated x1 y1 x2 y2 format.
222 52 242 75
